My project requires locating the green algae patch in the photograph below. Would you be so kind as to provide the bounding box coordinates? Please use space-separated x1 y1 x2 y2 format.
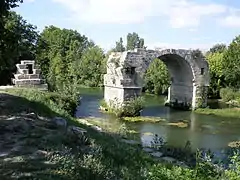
228 141 240 148
142 132 154 136
121 116 166 123
166 121 189 128
195 108 240 119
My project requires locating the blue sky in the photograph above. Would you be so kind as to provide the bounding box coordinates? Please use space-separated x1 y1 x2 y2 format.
15 0 240 51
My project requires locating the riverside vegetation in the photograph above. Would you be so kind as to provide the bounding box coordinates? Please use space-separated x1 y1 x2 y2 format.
99 97 145 118
0 88 240 179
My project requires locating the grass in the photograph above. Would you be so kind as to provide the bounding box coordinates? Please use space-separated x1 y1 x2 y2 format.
1 87 240 180
195 107 240 119
0 88 156 179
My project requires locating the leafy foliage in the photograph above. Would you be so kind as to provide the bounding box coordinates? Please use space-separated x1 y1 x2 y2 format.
0 0 23 35
36 26 98 111
112 32 146 52
6 88 79 116
76 45 106 87
113 37 125 52
101 97 145 117
209 43 227 54
0 11 38 84
223 35 240 88
126 32 145 50
144 58 170 95
206 52 225 98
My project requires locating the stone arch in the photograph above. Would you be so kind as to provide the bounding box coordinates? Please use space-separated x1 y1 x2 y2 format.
104 48 210 110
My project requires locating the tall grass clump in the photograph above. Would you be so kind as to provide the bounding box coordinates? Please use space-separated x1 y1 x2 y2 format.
100 96 145 117
4 88 79 116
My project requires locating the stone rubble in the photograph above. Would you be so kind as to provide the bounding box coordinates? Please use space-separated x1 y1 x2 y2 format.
52 116 67 128
12 60 48 90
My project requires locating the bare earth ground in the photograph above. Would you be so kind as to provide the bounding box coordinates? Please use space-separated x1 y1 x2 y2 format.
0 93 72 179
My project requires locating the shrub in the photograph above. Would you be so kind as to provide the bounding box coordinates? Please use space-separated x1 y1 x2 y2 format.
101 97 145 117
5 88 80 116
220 88 235 102
120 96 145 117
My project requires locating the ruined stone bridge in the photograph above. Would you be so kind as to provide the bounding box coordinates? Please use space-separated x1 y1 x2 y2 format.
103 48 210 110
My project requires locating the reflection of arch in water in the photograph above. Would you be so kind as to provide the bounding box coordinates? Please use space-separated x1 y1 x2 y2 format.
104 48 210 110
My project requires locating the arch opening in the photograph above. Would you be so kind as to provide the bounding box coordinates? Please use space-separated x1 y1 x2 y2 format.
158 54 194 108
142 53 195 109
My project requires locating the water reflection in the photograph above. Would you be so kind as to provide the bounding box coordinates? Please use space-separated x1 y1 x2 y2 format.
76 88 240 153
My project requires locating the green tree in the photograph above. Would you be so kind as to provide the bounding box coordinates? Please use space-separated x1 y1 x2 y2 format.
206 52 225 98
76 46 106 87
36 26 93 90
144 58 170 95
114 37 125 52
223 35 240 88
126 32 145 50
0 11 38 85
209 43 226 54
0 0 23 67
0 0 22 34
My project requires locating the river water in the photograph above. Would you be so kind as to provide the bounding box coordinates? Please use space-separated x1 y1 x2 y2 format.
75 88 240 154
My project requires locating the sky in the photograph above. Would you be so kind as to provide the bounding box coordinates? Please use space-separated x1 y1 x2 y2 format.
15 0 240 51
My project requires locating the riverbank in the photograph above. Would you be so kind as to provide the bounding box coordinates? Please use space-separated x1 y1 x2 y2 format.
195 107 240 119
0 88 239 179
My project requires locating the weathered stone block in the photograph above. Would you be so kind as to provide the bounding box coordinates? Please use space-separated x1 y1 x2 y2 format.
21 60 35 65
29 74 40 79
12 60 48 90
33 69 41 74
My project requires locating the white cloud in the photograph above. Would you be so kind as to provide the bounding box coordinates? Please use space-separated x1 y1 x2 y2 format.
166 1 227 28
188 28 198 32
52 0 229 28
220 12 240 27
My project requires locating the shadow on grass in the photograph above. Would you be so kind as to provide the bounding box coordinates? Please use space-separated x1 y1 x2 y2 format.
0 92 155 180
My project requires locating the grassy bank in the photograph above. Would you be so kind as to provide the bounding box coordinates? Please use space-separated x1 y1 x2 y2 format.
0 88 239 180
195 107 240 119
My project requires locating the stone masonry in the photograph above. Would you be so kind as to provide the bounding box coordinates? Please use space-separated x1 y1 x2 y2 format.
12 60 48 90
104 48 210 110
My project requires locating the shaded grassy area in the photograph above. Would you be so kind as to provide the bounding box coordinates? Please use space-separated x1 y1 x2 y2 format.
0 89 153 179
195 108 240 119
0 88 239 180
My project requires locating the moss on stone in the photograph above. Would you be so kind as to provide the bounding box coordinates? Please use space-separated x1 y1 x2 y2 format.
228 141 240 148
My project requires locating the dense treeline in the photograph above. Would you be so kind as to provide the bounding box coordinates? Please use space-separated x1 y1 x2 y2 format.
1 0 240 105
0 1 38 84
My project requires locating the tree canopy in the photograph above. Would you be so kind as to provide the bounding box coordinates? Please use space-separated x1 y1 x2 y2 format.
0 11 38 84
222 36 240 89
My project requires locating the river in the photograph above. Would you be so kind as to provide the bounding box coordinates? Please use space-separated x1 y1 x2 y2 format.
75 87 240 155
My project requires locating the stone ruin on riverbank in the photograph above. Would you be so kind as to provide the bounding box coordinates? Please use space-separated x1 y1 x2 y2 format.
104 48 210 110
12 60 48 90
